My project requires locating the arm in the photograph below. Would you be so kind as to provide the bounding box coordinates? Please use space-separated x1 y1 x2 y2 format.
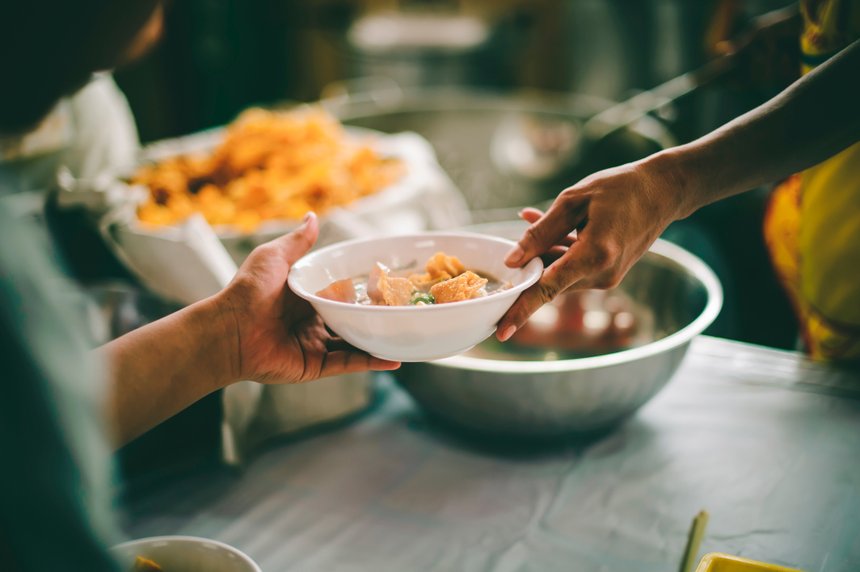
498 38 860 341
99 293 234 446
670 37 860 217
101 213 399 446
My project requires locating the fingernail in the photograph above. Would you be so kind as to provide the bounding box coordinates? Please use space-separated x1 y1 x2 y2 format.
498 324 517 342
302 211 315 225
505 244 524 266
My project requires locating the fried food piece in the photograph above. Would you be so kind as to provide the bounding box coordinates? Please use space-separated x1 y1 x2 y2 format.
368 263 387 304
409 252 467 287
430 271 488 304
425 252 465 280
316 278 357 303
378 270 415 306
407 272 437 290
134 107 403 233
133 556 163 571
367 262 414 306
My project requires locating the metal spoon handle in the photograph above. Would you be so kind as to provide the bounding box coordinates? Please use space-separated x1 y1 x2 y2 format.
583 55 737 141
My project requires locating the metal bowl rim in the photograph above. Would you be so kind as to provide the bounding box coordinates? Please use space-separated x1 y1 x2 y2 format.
323 86 676 150
429 238 723 373
324 86 626 121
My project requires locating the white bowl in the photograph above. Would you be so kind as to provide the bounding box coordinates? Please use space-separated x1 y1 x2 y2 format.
112 536 261 572
288 232 544 362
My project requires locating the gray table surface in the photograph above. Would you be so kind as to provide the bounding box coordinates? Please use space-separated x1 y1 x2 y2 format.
123 336 860 572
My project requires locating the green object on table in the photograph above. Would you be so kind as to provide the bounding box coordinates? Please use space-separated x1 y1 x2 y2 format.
680 511 710 572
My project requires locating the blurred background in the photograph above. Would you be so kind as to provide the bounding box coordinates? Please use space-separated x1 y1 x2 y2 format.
26 0 801 491
116 0 769 142
111 0 796 349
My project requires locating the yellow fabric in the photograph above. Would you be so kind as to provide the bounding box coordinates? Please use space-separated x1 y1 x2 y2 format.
800 145 860 325
764 0 860 361
766 176 860 360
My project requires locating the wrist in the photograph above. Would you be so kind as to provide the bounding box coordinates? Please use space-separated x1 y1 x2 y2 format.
639 146 704 221
193 292 241 390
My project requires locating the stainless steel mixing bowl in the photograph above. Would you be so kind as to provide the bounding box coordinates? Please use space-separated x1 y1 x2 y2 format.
324 87 675 216
394 222 722 437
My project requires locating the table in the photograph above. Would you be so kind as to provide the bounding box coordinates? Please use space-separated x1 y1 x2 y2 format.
122 337 860 572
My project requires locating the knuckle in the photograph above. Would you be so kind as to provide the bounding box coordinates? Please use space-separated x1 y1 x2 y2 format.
558 187 577 202
523 225 545 245
590 241 618 269
538 281 560 303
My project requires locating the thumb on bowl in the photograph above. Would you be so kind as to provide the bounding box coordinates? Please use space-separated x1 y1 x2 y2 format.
277 212 319 265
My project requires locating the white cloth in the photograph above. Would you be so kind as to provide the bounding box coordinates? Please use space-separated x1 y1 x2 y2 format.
98 129 470 304
0 73 139 196
91 127 471 466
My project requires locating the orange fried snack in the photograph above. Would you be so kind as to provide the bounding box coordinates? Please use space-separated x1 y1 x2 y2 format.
133 556 163 572
430 271 488 304
134 108 403 233
378 271 414 306
409 252 466 288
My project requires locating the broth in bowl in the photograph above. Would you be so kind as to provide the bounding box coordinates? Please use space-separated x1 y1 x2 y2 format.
287 232 544 362
316 251 511 306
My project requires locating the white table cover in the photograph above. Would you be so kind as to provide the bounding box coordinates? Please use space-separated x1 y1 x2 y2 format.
122 337 860 572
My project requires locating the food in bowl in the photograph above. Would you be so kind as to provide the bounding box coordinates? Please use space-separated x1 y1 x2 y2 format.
133 556 163 571
316 251 511 306
133 107 403 233
112 536 261 572
288 232 543 362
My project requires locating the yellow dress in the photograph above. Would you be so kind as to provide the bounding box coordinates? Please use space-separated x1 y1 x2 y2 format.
764 0 860 361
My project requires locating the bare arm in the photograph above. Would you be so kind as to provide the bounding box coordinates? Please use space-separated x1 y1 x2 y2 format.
498 38 860 340
100 214 399 446
669 36 860 217
99 294 234 446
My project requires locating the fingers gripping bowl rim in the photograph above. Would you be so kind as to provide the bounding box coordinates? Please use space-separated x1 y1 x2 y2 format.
433 238 723 374
287 232 544 362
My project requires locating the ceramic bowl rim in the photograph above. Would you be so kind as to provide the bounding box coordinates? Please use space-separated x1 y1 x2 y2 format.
287 231 543 312
112 535 261 572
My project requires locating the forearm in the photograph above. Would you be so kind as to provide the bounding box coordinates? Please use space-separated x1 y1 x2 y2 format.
651 38 860 218
98 293 238 447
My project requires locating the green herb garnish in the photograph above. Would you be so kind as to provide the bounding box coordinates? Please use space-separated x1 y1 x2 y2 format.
410 292 435 305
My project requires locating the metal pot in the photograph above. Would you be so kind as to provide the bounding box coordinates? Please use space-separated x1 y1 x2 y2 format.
322 86 676 218
393 221 722 438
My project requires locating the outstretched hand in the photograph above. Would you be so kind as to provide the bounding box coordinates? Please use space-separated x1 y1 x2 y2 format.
496 160 683 342
221 213 400 383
